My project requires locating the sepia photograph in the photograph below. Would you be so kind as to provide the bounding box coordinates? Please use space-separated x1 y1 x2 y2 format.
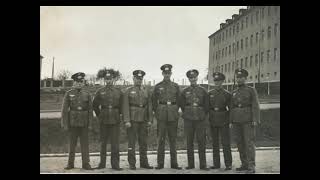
40 6 280 174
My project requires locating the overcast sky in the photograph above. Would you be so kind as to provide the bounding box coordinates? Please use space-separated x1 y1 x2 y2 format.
40 6 245 84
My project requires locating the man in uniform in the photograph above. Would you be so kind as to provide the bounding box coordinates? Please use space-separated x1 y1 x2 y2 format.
208 72 232 170
230 68 260 174
93 69 123 171
122 70 154 170
180 69 209 170
152 64 182 170
61 72 93 170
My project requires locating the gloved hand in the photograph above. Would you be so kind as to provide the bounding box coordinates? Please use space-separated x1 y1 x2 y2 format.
125 122 131 128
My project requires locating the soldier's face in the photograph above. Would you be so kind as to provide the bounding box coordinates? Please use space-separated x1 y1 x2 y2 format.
214 80 223 86
162 71 172 80
105 78 114 85
236 77 246 85
133 77 143 86
189 77 198 85
73 81 84 89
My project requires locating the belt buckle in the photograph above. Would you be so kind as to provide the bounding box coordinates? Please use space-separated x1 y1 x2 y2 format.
167 101 171 105
108 105 113 108
238 104 242 108
77 106 82 110
193 103 198 106
214 107 219 111
139 104 143 107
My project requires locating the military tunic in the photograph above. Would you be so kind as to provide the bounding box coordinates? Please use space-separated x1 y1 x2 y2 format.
208 87 232 168
180 85 209 168
61 88 93 167
122 85 153 167
152 80 180 167
230 84 260 170
93 85 123 168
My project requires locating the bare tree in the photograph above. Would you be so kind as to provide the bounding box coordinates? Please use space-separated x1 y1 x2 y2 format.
96 67 122 83
57 69 73 80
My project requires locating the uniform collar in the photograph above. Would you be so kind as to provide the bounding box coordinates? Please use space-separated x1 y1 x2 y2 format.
105 84 113 89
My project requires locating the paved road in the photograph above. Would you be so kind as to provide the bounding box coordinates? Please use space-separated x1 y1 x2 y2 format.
40 148 280 174
40 103 280 119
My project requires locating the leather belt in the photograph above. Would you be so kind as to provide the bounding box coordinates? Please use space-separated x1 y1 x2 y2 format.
130 104 146 108
70 107 88 111
186 103 202 107
101 105 119 109
234 104 251 108
210 107 227 111
159 101 176 105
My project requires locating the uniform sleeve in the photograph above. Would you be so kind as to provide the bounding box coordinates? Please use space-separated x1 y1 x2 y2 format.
147 88 153 123
119 90 124 123
203 89 209 114
226 91 232 124
61 92 70 129
87 93 93 128
229 91 234 123
151 86 158 112
92 90 101 117
176 84 181 110
180 89 186 112
122 88 130 123
251 87 261 124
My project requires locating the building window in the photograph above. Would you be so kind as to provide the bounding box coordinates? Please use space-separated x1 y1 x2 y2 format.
236 60 239 68
245 57 248 68
274 48 278 61
226 29 228 39
221 65 223 73
222 49 224 58
256 32 259 44
232 62 234 71
237 41 239 52
267 73 270 79
228 62 231 72
222 32 224 41
268 26 272 39
268 6 271 16
241 20 244 30
251 14 254 25
250 34 253 47
225 47 228 57
256 11 259 23
250 76 252 81
261 52 264 65
267 50 270 63
274 71 277 77
233 25 235 35
237 23 239 33
261 74 264 78
261 7 265 19
241 39 243 50
274 23 278 37
245 37 248 48
274 6 278 15
255 54 258 66
229 45 231 55
241 58 243 68
229 27 232 37
225 64 227 73
232 43 235 54
261 29 264 41
246 16 248 28
255 75 258 79
250 56 253 67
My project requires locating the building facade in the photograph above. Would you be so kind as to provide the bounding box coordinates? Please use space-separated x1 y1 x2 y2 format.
208 6 280 85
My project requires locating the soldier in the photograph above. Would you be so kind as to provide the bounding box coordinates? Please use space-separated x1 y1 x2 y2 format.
61 72 93 170
152 64 182 170
93 69 123 171
122 70 154 170
180 69 209 170
230 68 260 174
208 72 232 170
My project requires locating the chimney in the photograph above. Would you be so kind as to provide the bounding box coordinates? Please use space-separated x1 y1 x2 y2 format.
220 23 226 29
232 14 239 20
239 9 247 15
226 19 232 24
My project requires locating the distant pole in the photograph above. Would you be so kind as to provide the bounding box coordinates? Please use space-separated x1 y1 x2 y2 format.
40 54 43 88
51 57 55 87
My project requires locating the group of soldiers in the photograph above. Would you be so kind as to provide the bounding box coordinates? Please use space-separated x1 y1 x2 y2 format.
61 64 260 174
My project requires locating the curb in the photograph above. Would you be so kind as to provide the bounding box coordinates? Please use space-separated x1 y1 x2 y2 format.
40 147 280 158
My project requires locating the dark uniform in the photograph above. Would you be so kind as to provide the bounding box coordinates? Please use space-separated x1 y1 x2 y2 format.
208 72 232 170
122 70 153 169
61 72 93 170
180 69 209 170
152 64 182 169
93 70 123 170
230 68 260 173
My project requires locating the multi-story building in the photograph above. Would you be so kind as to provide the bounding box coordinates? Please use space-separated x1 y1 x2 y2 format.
208 6 280 86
